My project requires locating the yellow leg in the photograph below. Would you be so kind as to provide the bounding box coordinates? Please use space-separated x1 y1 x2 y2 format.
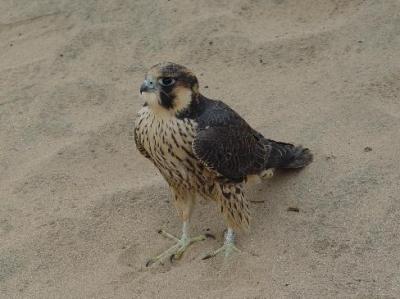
146 222 214 267
202 228 240 260
146 189 214 267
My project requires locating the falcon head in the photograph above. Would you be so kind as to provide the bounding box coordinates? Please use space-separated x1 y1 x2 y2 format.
140 62 199 113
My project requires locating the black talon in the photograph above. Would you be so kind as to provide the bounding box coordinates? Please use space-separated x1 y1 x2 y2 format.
205 233 216 239
170 254 176 263
146 259 153 267
202 254 213 260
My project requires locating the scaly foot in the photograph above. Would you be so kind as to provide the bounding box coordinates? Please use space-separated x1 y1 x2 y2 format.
146 230 214 267
202 242 241 260
201 228 240 260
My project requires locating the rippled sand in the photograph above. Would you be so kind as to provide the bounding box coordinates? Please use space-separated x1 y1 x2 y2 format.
1 1 400 298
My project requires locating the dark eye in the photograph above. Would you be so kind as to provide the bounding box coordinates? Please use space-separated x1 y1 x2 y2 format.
159 77 175 86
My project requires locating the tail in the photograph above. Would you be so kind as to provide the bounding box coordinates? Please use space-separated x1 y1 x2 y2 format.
263 139 313 169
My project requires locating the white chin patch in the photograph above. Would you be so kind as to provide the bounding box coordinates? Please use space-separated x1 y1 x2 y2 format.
141 92 159 106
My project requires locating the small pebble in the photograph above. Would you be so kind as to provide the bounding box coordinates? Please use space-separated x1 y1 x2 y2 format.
325 154 336 160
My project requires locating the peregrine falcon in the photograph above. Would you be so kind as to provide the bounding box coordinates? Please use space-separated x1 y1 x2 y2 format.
134 62 313 266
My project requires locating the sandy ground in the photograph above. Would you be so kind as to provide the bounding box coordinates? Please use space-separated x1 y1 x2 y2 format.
1 0 400 298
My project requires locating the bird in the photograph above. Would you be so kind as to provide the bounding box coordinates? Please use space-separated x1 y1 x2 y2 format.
134 62 313 266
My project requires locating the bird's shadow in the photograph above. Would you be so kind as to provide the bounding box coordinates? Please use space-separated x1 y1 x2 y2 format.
251 168 305 198
248 169 306 227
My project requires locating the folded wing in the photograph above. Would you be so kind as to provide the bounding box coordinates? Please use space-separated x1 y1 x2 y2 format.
192 125 270 182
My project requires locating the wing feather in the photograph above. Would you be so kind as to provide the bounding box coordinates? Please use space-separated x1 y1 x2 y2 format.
192 125 270 181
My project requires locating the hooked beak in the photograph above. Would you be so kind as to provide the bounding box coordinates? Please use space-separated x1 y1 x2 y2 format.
140 79 156 94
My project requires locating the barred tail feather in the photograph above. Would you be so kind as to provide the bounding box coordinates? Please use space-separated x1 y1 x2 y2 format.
280 145 313 168
263 139 313 169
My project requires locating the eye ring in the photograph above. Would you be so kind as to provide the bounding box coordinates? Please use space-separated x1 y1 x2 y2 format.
158 77 175 86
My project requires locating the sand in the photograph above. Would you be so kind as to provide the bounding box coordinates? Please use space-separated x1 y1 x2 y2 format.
1 0 400 298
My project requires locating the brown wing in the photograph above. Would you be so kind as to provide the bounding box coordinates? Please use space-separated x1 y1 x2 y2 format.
192 126 271 182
